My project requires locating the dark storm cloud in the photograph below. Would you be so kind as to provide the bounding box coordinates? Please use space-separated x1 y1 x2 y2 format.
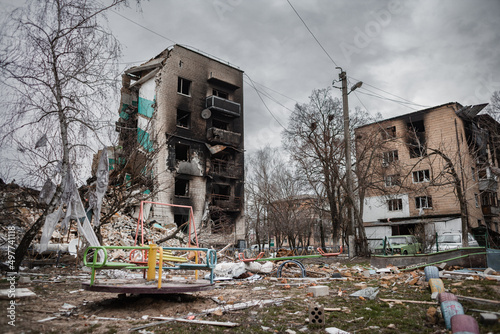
108 0 500 153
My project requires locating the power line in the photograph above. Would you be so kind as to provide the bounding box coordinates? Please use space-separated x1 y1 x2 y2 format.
349 76 429 108
111 10 176 43
286 0 339 67
356 90 419 111
245 74 287 130
244 80 296 113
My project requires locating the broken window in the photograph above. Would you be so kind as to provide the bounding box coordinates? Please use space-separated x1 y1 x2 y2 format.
175 143 190 162
471 167 476 181
177 77 191 96
481 192 498 207
387 198 403 211
174 178 189 197
174 214 189 233
176 109 190 128
415 196 432 209
212 89 229 99
382 150 398 165
381 126 396 140
412 170 430 183
407 120 426 158
384 174 400 187
212 119 229 130
213 184 231 199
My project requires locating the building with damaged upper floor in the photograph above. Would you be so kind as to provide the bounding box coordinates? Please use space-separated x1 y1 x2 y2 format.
355 102 500 248
114 44 245 248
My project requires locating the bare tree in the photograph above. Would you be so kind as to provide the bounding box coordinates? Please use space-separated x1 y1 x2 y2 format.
283 88 375 254
0 0 133 270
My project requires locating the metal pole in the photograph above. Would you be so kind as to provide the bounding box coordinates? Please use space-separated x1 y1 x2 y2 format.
340 70 355 258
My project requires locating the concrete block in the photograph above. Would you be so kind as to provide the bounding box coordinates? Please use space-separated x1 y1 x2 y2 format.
18 276 31 284
308 304 325 325
483 267 497 276
307 285 329 297
480 313 498 325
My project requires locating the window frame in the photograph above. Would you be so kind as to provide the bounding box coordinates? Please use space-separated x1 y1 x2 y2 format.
174 178 189 197
387 198 403 211
384 174 401 187
382 150 399 165
176 109 191 129
412 169 430 183
415 196 432 209
177 77 192 96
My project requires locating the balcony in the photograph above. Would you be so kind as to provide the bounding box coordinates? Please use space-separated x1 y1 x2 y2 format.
211 194 241 211
206 95 241 117
479 177 498 192
207 127 241 147
209 159 242 179
482 205 500 217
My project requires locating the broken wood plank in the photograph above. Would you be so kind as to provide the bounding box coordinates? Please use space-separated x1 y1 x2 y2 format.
379 298 437 305
456 295 500 305
37 316 58 323
150 316 239 327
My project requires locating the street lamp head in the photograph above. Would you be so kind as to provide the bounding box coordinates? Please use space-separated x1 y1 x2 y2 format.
350 81 363 92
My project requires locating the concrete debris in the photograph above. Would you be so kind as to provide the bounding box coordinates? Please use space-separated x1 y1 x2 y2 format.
0 288 37 300
349 287 379 300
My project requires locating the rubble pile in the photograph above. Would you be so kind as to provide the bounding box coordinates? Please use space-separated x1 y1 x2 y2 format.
0 181 42 261
100 212 185 248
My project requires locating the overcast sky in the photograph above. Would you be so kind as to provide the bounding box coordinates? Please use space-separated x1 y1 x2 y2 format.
104 0 500 154
2 0 500 159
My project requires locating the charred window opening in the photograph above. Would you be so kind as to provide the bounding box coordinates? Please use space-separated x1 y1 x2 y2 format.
407 120 426 158
212 119 229 130
176 109 190 128
175 143 190 162
212 89 229 99
177 77 191 96
381 126 396 140
212 184 231 199
174 214 189 233
175 178 189 197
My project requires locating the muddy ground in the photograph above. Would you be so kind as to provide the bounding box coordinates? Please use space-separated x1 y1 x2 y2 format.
1 257 499 334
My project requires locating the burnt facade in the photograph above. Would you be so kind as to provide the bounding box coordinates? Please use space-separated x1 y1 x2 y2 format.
356 102 500 240
115 45 245 247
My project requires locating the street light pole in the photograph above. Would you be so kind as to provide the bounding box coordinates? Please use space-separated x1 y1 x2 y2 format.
336 68 362 258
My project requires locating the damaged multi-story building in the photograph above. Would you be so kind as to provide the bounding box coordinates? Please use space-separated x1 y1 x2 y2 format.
355 102 500 247
114 45 245 248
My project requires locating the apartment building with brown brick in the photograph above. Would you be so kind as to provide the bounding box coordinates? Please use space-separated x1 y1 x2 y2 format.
115 45 245 248
355 102 499 246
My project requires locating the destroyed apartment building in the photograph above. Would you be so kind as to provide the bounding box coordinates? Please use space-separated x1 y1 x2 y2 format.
114 45 245 248
355 102 500 246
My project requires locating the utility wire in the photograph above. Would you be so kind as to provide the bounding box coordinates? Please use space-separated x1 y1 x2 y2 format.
111 10 176 43
286 0 339 67
350 76 429 108
245 74 287 130
245 81 296 113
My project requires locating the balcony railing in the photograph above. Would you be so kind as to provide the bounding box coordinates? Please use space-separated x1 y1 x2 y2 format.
479 177 498 192
207 127 241 147
211 194 242 211
206 95 241 117
209 159 242 179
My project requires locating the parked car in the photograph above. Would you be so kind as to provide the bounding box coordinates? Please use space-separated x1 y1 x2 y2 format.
431 232 479 252
374 235 422 255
